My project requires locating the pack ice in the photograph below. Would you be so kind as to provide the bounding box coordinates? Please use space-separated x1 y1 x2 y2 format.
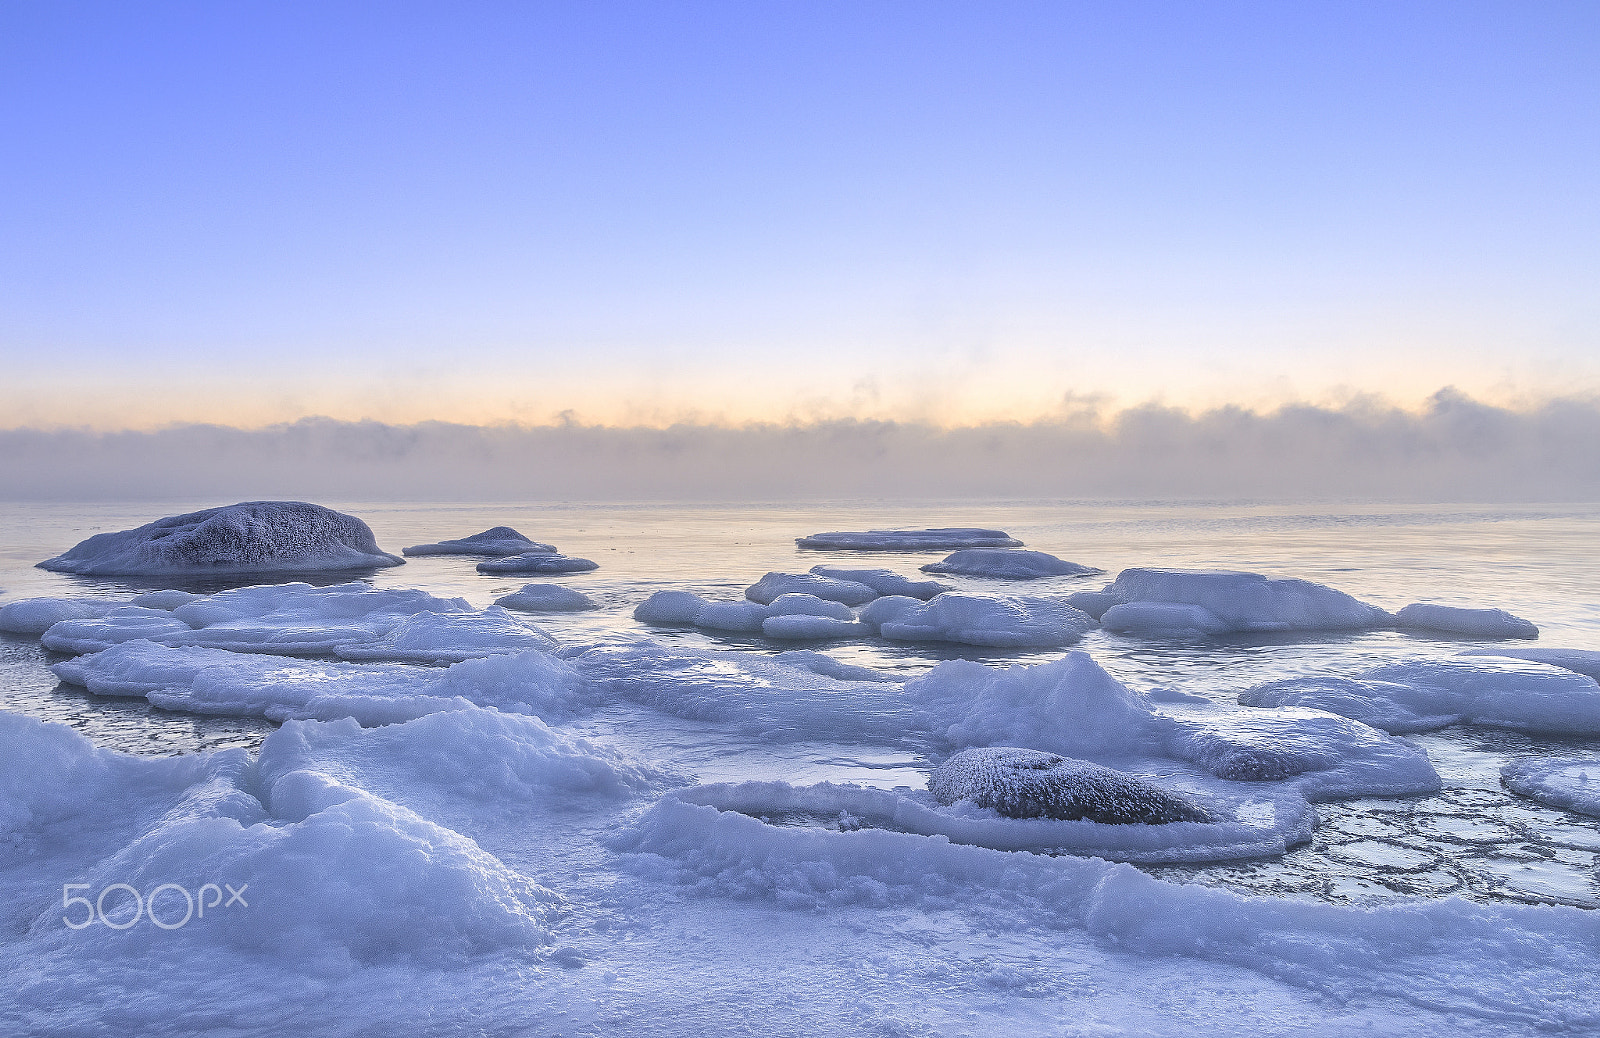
476 552 599 575
402 526 556 557
1069 568 1389 636
796 528 1023 551
36 501 404 576
495 584 599 612
634 590 868 639
860 592 1098 648
921 548 1102 580
807 565 949 599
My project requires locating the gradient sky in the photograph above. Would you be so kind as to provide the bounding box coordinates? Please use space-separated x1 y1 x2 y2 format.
2 1 1597 429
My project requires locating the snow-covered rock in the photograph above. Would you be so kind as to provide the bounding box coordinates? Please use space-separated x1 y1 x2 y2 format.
796 528 1023 551
476 552 598 575
808 565 950 599
1072 568 1389 636
744 572 877 606
1240 657 1600 735
920 549 1102 580
36 501 403 576
928 747 1213 824
864 592 1097 648
1501 758 1600 817
1396 603 1539 639
402 527 556 557
495 584 598 612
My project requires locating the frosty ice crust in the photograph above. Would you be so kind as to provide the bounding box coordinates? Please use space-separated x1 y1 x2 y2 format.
1502 758 1600 817
1395 603 1539 639
476 552 599 575
861 593 1098 648
1069 567 1390 636
806 565 949 599
796 527 1023 551
921 548 1103 580
928 747 1214 824
402 526 556 557
495 584 599 612
37 501 404 576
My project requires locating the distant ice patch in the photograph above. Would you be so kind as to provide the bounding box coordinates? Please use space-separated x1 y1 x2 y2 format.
495 584 599 612
476 552 598 575
808 565 949 599
1396 603 1539 639
402 527 556 557
796 528 1023 551
1071 568 1389 636
920 549 1102 581
745 571 877 607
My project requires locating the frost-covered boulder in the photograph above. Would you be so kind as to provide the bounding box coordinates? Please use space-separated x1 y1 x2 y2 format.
796 528 1023 551
402 527 556 557
476 552 598 575
37 501 403 576
495 584 598 612
745 572 877 606
928 747 1213 824
1501 758 1600 817
1240 657 1600 735
920 549 1102 581
865 592 1097 648
808 565 950 599
0 597 121 635
1396 603 1539 639
1075 568 1389 636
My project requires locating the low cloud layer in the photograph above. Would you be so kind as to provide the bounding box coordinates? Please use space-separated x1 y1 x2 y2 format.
3 389 1597 502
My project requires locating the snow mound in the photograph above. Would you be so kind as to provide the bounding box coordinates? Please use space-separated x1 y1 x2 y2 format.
0 596 123 635
1462 647 1600 681
402 527 555 557
928 747 1214 824
333 606 557 663
808 565 950 599
52 641 590 724
796 528 1023 551
36 501 403 576
866 592 1097 648
476 552 598 575
1240 657 1600 735
920 549 1102 581
1396 603 1539 639
39 581 473 657
494 584 599 612
745 572 877 606
1501 758 1600 818
1074 568 1389 635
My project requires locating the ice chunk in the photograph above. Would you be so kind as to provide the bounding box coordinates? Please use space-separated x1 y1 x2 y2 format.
761 614 867 639
868 592 1097 648
494 583 598 612
694 600 771 633
402 526 555 557
745 572 877 606
633 590 865 639
765 593 854 620
920 549 1102 580
795 528 1023 551
632 590 709 625
0 596 121 635
928 747 1213 823
52 641 590 724
807 565 950 599
1396 603 1539 639
1240 657 1600 735
1502 758 1600 817
476 552 598 575
1081 568 1389 636
128 589 202 609
36 501 403 576
40 605 197 654
333 606 557 663
1462 647 1600 681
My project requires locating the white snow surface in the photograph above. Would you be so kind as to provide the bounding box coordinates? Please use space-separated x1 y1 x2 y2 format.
745 571 878 606
1501 757 1600 817
796 527 1023 551
1240 657 1600 735
1396 602 1540 639
865 591 1098 648
35 501 404 576
634 590 864 637
401 526 556 557
920 548 1102 580
475 552 599 575
1073 568 1390 635
0 597 122 635
494 583 599 612
807 565 949 599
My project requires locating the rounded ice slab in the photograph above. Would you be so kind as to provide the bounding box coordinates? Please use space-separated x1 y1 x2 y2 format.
495 584 599 612
1502 758 1600 817
402 527 556 557
1240 657 1600 735
808 565 949 599
745 571 877 606
476 552 598 575
36 501 404 576
1396 603 1539 639
921 548 1102 580
796 528 1023 551
861 592 1097 648
634 590 867 639
928 747 1213 824
0 596 120 635
1069 568 1389 636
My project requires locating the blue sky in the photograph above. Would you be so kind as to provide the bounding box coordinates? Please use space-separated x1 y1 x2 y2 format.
2 1 1596 428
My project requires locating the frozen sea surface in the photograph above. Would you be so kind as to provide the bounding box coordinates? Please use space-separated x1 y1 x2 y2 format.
4 499 1600 1036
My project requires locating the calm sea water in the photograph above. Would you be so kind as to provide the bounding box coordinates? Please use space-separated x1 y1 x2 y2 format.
4 498 1599 908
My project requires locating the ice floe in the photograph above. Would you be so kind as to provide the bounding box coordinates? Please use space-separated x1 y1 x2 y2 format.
36 501 404 576
0 597 121 635
796 528 1023 551
634 590 867 638
1070 568 1389 636
476 552 599 575
332 606 557 663
494 584 599 612
863 592 1097 648
745 571 878 606
1462 647 1600 680
402 526 556 557
928 746 1214 823
920 549 1102 580
1501 758 1600 817
1240 657 1600 735
807 564 949 599
1396 603 1539 639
